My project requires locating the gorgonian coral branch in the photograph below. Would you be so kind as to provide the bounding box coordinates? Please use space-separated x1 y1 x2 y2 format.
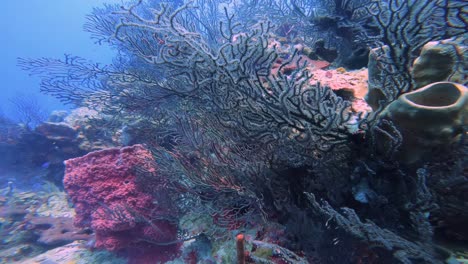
20 1 357 162
364 0 467 103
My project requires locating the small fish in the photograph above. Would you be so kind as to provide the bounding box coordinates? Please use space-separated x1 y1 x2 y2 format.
41 161 51 169
332 237 340 245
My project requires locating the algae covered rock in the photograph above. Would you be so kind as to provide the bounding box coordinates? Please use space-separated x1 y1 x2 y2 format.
11 241 127 264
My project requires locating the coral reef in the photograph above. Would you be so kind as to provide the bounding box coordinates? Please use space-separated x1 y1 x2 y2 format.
305 192 447 264
12 0 468 263
0 111 85 187
34 122 77 143
0 188 89 263
64 107 119 151
362 0 467 105
231 0 374 68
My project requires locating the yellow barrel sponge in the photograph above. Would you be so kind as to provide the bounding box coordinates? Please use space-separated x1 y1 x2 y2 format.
412 38 467 89
378 82 467 164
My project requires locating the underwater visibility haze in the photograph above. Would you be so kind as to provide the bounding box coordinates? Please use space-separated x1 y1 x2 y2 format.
0 0 467 263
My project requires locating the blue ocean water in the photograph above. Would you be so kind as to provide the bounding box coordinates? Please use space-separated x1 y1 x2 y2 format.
1 0 118 122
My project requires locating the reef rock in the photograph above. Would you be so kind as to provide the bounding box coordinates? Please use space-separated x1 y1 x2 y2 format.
0 244 36 263
35 122 77 143
65 107 118 151
26 216 91 247
11 241 127 264
47 110 69 123
35 191 75 218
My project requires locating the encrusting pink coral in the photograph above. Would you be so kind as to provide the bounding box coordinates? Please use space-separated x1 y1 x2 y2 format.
63 144 180 262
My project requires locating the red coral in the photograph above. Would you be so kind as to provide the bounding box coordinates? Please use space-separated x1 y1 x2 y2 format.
64 144 179 261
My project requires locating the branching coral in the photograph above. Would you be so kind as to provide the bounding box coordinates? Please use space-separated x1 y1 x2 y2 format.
231 0 374 67
305 192 445 264
19 0 358 163
362 0 467 107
